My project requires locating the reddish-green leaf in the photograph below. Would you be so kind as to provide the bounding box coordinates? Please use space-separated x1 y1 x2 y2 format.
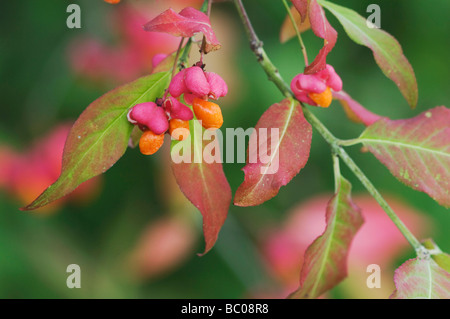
391 257 450 299
23 71 171 210
333 90 384 126
289 177 364 299
304 0 337 74
171 119 231 255
144 7 221 53
359 106 450 207
319 0 418 108
234 98 312 207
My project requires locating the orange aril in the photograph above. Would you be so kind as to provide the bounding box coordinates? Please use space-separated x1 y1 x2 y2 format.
308 87 332 108
169 119 190 141
139 130 164 155
192 98 223 130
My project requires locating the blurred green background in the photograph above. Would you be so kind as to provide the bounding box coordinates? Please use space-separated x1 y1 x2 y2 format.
0 0 449 298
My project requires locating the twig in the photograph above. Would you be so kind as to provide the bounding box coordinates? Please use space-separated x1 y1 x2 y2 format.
171 38 185 79
281 0 309 66
233 0 424 254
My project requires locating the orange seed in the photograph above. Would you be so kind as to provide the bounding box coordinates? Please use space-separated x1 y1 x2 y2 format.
139 130 164 155
192 97 223 130
169 119 190 141
308 87 332 108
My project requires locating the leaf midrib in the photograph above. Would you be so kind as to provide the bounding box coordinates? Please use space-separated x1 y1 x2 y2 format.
320 0 415 94
426 260 433 299
192 122 211 211
321 1 397 66
246 99 297 197
308 188 340 298
359 137 450 158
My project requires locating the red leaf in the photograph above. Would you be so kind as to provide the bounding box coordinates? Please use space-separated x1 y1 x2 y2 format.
304 0 337 74
290 0 308 22
360 106 450 207
333 90 384 126
289 177 364 299
143 7 221 53
171 120 231 255
234 98 312 206
391 257 450 299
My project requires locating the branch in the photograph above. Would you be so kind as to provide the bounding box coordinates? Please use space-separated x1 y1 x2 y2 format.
233 0 424 254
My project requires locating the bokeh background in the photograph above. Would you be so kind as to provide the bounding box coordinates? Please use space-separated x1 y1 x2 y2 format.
0 0 449 298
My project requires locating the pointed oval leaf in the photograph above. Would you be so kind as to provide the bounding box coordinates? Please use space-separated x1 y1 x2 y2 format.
143 7 221 53
23 72 171 210
171 119 231 255
234 98 312 207
289 177 364 299
359 106 450 207
333 90 384 126
319 0 418 108
304 0 337 74
391 257 450 299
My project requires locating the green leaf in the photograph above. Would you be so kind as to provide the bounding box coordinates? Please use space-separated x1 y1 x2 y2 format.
23 71 171 210
319 0 418 108
358 106 450 207
289 176 364 299
391 257 450 299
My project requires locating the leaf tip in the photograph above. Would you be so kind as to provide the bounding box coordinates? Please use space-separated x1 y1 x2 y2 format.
233 199 247 207
196 251 208 257
233 186 268 207
197 240 215 257
409 96 418 110
21 197 43 211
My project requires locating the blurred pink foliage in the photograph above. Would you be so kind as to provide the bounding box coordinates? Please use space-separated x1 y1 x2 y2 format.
128 148 199 280
129 215 197 279
0 124 102 213
261 194 431 298
68 0 203 84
